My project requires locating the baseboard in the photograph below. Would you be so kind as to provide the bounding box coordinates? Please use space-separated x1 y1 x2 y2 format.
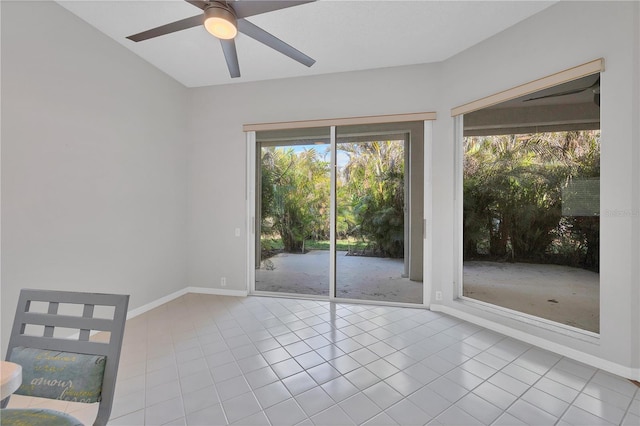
125 287 247 320
126 288 190 320
432 303 640 381
186 287 248 297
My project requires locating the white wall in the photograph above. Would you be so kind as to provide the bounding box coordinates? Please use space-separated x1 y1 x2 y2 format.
1 1 188 354
187 65 442 292
432 1 640 377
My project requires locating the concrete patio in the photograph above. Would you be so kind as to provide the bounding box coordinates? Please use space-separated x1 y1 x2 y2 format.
255 250 423 304
464 261 599 333
255 251 599 332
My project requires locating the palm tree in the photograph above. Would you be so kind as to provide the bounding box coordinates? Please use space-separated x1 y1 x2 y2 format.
261 146 330 252
464 130 600 269
338 140 405 257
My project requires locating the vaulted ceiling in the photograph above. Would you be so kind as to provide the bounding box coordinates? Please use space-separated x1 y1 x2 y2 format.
57 0 556 88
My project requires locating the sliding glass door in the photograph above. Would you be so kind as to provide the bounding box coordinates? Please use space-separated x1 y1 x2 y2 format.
334 124 423 303
255 127 331 296
252 120 425 305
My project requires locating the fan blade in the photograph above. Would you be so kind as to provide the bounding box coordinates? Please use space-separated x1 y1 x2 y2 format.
232 1 315 19
184 1 208 11
220 39 241 78
127 15 203 42
238 19 315 67
523 87 589 102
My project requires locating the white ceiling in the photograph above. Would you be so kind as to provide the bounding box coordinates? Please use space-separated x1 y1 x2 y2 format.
57 0 556 88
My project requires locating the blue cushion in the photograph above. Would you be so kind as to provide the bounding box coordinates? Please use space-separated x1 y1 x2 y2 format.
0 408 83 426
9 347 106 403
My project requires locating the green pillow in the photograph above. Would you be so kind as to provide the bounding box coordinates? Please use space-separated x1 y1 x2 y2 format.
9 347 106 403
0 408 83 426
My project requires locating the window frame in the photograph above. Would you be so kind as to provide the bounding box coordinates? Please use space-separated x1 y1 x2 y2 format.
451 60 604 339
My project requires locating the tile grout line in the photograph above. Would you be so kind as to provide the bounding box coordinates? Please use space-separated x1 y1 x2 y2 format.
548 358 596 426
620 384 640 425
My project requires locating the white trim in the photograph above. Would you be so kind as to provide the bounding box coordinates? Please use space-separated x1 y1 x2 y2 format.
253 290 329 301
453 115 464 301
126 288 189 320
431 303 639 381
331 297 427 309
451 59 604 116
423 120 433 308
187 287 248 297
246 131 257 295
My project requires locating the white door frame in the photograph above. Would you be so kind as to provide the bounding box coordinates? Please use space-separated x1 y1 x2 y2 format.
245 119 433 308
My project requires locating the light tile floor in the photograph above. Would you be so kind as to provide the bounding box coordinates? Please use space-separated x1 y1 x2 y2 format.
7 294 640 425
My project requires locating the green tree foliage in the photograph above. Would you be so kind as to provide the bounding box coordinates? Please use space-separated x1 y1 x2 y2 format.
464 131 600 270
260 140 405 258
261 146 330 253
338 141 405 258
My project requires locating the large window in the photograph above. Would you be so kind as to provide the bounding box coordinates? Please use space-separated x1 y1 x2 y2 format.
458 68 601 333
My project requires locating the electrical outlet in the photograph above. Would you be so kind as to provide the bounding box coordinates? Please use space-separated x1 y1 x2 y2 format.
221 277 227 287
435 291 443 301
235 228 241 237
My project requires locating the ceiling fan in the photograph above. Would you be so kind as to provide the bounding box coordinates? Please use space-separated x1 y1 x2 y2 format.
126 0 316 78
524 76 600 106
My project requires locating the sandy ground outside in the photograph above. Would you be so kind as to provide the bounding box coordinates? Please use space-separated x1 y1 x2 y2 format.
256 251 599 333
256 250 423 304
464 261 599 333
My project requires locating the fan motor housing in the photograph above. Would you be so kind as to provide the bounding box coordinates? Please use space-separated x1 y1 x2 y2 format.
204 2 238 39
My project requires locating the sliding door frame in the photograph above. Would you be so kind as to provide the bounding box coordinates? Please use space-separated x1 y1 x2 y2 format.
246 131 257 295
246 113 435 307
330 126 337 300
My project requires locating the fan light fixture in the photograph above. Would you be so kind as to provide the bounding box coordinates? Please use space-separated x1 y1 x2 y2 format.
204 4 237 39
